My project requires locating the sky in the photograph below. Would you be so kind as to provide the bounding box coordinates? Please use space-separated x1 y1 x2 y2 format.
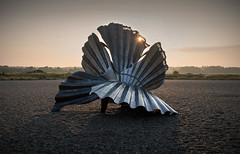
0 0 240 67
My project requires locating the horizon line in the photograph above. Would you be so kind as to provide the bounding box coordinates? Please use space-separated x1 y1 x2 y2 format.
1 65 240 68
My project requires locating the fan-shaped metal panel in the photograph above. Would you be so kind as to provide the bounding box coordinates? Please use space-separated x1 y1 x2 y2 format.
90 81 176 114
52 23 177 115
97 23 147 79
82 33 112 75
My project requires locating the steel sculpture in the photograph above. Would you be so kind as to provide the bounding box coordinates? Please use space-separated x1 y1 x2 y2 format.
51 23 177 115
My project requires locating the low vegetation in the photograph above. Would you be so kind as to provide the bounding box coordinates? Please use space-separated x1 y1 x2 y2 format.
0 72 71 80
1 66 240 74
27 69 45 73
166 73 240 80
0 72 239 80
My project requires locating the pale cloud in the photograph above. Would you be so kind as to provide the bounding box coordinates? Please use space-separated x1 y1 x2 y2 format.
166 44 240 67
168 44 240 52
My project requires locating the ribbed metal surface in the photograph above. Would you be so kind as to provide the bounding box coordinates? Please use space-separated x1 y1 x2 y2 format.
82 33 112 75
51 71 105 111
97 24 147 79
52 23 177 114
90 81 177 114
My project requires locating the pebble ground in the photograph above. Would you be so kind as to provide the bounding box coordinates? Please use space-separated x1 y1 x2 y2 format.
0 80 239 153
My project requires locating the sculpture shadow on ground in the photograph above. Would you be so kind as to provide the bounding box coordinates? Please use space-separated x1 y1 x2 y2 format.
0 103 185 153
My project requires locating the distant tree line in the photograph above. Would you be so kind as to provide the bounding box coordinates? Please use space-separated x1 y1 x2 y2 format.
0 65 240 74
168 66 240 74
0 66 83 73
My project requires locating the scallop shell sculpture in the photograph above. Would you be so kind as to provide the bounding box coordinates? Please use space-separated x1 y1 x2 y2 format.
51 23 177 115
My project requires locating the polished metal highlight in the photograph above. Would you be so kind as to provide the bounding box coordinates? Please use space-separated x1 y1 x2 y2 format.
51 23 177 114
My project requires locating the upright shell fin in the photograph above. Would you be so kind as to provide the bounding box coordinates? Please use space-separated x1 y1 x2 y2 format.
120 42 168 91
82 33 112 76
97 23 148 79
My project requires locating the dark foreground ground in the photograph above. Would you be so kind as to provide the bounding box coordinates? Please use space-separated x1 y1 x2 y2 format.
0 80 239 153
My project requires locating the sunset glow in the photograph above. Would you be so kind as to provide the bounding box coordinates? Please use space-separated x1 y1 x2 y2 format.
137 36 144 42
0 0 239 67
